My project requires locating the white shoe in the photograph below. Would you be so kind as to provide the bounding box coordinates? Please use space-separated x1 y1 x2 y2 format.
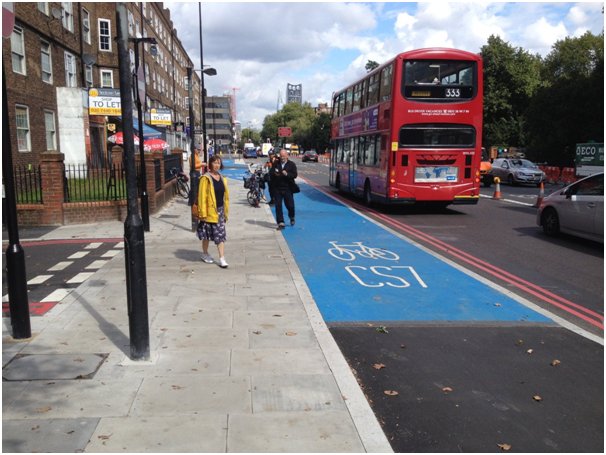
219 257 229 268
201 253 214 264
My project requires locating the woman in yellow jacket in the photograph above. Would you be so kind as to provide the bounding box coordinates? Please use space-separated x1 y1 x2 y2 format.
197 155 230 268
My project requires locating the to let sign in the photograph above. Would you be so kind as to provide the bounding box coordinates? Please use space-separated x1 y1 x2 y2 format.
88 88 122 115
278 127 292 137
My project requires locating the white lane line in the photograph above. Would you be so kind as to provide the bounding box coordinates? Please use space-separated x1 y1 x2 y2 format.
85 260 109 270
101 250 121 258
2 294 9 302
68 251 90 259
479 194 534 206
48 261 73 271
27 275 53 285
114 242 124 249
66 272 95 284
85 242 103 249
40 288 72 302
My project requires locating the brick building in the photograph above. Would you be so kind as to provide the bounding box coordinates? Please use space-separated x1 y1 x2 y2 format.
3 2 201 168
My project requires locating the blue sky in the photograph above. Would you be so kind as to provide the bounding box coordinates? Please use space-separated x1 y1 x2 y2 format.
165 2 604 130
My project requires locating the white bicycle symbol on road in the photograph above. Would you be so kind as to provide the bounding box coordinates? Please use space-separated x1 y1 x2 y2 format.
327 241 400 262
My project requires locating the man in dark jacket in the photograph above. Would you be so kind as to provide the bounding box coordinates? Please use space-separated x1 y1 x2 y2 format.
273 149 298 230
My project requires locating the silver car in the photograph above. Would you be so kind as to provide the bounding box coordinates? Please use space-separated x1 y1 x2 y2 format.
536 172 604 243
490 158 545 186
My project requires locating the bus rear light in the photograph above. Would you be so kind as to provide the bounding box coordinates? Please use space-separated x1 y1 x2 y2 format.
390 179 396 183
390 170 395 177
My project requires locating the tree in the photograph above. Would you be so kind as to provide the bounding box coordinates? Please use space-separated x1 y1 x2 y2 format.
261 102 317 149
480 35 543 151
365 60 380 72
526 32 604 165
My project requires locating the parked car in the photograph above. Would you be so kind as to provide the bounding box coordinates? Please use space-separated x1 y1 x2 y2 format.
489 158 545 186
302 150 319 162
536 172 603 243
243 147 257 159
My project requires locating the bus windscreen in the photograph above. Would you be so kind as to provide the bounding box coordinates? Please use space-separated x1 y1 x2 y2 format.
402 60 476 101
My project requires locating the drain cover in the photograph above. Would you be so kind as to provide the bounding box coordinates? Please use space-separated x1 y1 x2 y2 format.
2 353 108 381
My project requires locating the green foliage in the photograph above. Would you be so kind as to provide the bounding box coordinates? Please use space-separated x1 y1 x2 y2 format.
239 128 261 147
365 60 380 72
261 102 330 152
482 32 604 165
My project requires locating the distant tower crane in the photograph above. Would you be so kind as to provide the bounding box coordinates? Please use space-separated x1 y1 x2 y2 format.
225 87 240 122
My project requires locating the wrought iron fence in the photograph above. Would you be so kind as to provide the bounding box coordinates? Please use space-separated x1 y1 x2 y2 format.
63 163 129 202
154 159 162 191
164 154 182 182
12 164 43 204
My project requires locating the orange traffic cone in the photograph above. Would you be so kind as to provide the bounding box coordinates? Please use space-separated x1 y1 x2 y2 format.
534 181 545 207
492 177 502 200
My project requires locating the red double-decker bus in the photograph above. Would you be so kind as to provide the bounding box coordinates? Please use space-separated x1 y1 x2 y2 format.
329 48 483 206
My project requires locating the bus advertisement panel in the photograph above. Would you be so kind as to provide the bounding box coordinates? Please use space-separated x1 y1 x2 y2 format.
330 48 483 207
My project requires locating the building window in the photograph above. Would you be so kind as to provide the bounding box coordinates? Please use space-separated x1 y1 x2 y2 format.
38 2 49 15
85 64 93 87
15 106 31 152
100 69 113 88
99 19 111 51
61 2 74 32
11 26 26 75
82 8 91 44
44 110 57 151
64 51 77 87
41 40 53 84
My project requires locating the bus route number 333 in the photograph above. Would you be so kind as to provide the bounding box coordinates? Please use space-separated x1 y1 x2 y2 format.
445 88 461 97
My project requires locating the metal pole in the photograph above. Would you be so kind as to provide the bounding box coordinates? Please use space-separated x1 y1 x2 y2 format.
116 3 150 360
133 41 150 232
2 67 31 339
187 66 197 232
199 3 209 164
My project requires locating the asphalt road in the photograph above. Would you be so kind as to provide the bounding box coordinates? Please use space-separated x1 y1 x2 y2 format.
295 159 603 452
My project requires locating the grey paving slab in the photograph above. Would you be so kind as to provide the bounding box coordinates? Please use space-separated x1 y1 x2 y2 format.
227 411 365 452
3 418 100 453
252 374 347 413
234 309 311 329
230 348 330 376
246 295 303 311
85 415 227 452
2 379 141 419
151 309 233 328
2 353 106 380
131 376 251 416
154 327 249 350
248 326 319 349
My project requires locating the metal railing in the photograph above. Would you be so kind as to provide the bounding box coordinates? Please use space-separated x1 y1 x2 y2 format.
12 164 43 204
164 154 182 182
63 163 129 202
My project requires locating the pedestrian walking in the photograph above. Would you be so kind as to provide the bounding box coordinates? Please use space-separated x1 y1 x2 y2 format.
196 155 230 268
264 151 278 205
273 149 298 230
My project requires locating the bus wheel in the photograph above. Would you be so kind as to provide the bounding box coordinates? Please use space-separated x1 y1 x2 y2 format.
335 174 341 192
363 182 372 207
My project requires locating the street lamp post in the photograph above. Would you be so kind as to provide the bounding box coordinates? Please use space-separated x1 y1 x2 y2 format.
130 36 157 232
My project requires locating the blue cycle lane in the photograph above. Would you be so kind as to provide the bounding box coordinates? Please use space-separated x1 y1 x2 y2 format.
266 179 551 325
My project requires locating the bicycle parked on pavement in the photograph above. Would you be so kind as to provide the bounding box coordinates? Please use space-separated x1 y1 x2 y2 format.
170 167 190 199
242 164 267 207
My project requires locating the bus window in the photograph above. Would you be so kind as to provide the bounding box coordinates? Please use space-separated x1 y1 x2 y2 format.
363 135 377 166
345 87 354 115
399 124 476 147
380 64 393 101
343 137 351 163
403 60 476 100
367 73 380 106
353 83 362 112
338 92 346 117
360 78 368 109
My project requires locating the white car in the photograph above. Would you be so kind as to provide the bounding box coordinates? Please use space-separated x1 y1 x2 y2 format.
536 172 604 243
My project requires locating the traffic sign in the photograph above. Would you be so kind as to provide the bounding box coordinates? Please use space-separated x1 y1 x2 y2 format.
278 127 292 137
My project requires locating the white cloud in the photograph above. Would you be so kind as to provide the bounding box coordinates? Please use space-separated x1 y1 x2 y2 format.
163 2 604 130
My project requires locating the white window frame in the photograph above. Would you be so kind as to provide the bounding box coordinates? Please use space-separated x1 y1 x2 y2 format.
15 105 31 152
64 51 77 87
11 26 26 75
38 2 49 15
98 19 111 52
85 64 93 87
61 2 74 32
41 40 53 84
44 110 57 151
82 8 91 44
100 69 114 88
